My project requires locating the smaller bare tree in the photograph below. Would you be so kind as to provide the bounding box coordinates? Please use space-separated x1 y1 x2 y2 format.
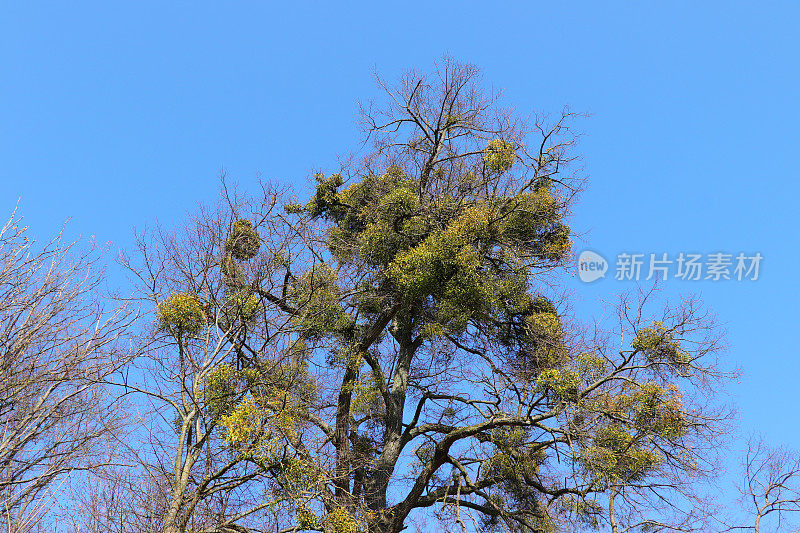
0 209 134 532
86 182 315 533
727 436 800 533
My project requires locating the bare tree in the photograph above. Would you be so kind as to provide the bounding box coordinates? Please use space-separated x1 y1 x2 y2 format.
724 436 800 533
0 209 134 532
81 183 315 533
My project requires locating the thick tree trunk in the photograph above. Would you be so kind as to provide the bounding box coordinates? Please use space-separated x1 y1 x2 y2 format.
334 355 358 504
334 308 399 509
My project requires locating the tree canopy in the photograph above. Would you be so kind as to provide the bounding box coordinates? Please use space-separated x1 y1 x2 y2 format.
67 58 734 533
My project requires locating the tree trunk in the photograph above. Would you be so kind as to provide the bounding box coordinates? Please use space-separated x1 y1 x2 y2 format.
609 487 619 533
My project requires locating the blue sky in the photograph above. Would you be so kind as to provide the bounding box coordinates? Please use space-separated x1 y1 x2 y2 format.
2 0 798 495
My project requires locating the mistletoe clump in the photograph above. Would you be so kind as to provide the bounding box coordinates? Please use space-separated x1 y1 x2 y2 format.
516 295 566 370
303 161 571 341
314 167 427 267
385 204 495 331
631 382 688 440
527 296 561 336
497 188 572 263
203 363 239 419
288 263 353 340
579 425 663 485
632 322 692 367
483 138 516 173
221 255 246 288
296 507 321 529
579 381 689 489
224 289 261 323
482 427 554 533
327 506 361 533
226 219 260 261
536 368 580 402
158 292 205 334
218 396 261 445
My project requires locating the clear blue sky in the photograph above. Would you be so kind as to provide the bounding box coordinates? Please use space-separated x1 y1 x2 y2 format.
2 0 798 475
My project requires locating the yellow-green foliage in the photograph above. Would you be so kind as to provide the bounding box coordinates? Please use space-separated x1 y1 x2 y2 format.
284 202 305 215
579 382 688 484
225 289 261 322
419 322 445 340
279 360 319 408
632 321 691 366
158 292 205 334
221 255 246 288
386 205 493 323
383 198 568 332
296 506 320 529
307 173 345 220
484 139 516 173
204 363 238 419
531 295 556 315
226 219 260 261
599 382 688 441
519 296 565 364
289 263 352 339
219 396 261 444
484 450 516 480
356 185 423 266
557 496 601 529
577 352 607 381
527 311 562 339
536 223 571 262
484 429 521 480
483 427 547 497
327 507 361 533
497 187 571 262
535 368 580 401
493 259 531 312
631 382 687 439
351 370 382 416
208 358 317 463
218 396 297 459
285 337 310 362
580 425 662 484
492 426 527 453
283 457 322 495
322 166 426 267
532 511 556 533
303 163 570 340
526 311 563 363
271 402 300 438
252 360 317 432
500 188 559 241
